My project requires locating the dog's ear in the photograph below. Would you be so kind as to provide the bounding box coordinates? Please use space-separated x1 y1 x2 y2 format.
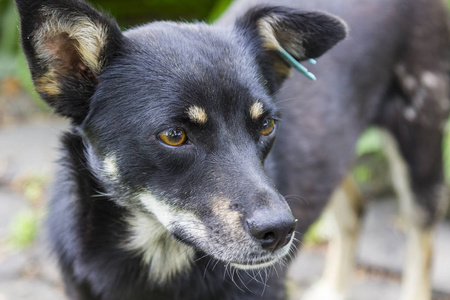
235 6 347 92
15 0 123 123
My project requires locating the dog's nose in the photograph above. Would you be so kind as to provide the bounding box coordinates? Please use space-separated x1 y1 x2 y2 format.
246 210 296 252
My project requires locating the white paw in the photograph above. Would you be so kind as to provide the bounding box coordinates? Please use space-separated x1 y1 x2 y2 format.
302 281 346 300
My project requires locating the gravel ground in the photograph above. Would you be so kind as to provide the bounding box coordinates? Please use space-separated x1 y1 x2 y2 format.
1 119 449 300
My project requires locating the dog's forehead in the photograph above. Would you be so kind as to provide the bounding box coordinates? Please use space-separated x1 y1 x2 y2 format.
119 21 269 108
89 21 275 139
124 21 244 66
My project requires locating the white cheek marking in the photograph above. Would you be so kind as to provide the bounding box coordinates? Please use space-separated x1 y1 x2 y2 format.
124 212 195 285
124 192 213 284
139 192 177 228
138 192 208 237
103 155 119 180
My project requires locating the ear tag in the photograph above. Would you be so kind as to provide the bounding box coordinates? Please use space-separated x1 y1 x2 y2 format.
277 48 317 81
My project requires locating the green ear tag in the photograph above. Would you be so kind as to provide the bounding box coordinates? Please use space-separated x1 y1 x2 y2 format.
277 48 317 81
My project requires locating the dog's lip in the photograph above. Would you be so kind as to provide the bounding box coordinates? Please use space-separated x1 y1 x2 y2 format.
228 237 294 270
229 257 279 270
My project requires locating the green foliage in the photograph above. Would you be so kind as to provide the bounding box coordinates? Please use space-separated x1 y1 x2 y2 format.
444 121 450 182
92 0 227 27
353 164 372 183
353 128 384 184
5 173 49 249
0 0 18 55
355 125 450 184
7 174 49 250
0 0 20 79
355 128 383 156
22 174 49 204
303 214 329 246
207 0 233 22
0 0 42 104
8 211 39 249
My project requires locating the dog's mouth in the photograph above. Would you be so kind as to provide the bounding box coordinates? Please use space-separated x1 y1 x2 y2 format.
139 191 297 272
172 231 294 270
170 215 296 271
225 236 294 270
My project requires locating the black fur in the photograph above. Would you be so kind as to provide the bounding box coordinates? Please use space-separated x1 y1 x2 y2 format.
16 0 449 299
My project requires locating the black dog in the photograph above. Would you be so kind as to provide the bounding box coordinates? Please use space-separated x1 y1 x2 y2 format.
16 0 449 299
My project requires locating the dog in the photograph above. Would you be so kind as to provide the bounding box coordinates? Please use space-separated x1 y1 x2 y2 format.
15 0 449 299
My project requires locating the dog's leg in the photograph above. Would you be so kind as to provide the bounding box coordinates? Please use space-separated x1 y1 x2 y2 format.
377 6 449 295
302 175 363 300
381 130 447 300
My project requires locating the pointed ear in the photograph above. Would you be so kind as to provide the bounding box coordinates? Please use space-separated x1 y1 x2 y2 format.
235 6 347 91
15 0 123 123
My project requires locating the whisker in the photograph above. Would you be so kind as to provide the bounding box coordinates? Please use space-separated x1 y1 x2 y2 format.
275 96 304 105
212 259 220 271
236 269 252 293
194 253 209 263
284 194 310 205
228 266 245 292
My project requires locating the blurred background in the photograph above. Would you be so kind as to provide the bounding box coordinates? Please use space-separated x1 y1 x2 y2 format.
0 0 449 299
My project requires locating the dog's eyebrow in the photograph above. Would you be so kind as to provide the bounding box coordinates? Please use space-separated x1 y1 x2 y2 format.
187 105 208 124
250 101 264 120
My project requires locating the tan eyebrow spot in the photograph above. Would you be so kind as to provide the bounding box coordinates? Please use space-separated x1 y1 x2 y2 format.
250 101 264 120
187 105 208 124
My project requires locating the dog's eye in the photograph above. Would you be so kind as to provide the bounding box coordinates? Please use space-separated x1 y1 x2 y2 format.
261 118 276 136
158 128 187 146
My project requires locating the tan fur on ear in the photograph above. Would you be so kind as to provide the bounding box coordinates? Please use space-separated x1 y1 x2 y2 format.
257 16 282 51
34 8 108 76
35 72 61 96
257 16 299 79
257 16 305 59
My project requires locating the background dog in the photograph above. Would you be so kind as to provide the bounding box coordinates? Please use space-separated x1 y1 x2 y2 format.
15 0 449 299
221 1 450 299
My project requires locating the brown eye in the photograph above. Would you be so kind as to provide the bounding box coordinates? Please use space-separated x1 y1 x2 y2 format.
261 118 275 136
158 128 187 146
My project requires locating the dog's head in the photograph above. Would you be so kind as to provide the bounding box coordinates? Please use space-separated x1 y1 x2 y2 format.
17 0 346 281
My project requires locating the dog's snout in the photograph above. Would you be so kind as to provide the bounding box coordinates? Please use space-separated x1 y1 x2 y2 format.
246 209 296 252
